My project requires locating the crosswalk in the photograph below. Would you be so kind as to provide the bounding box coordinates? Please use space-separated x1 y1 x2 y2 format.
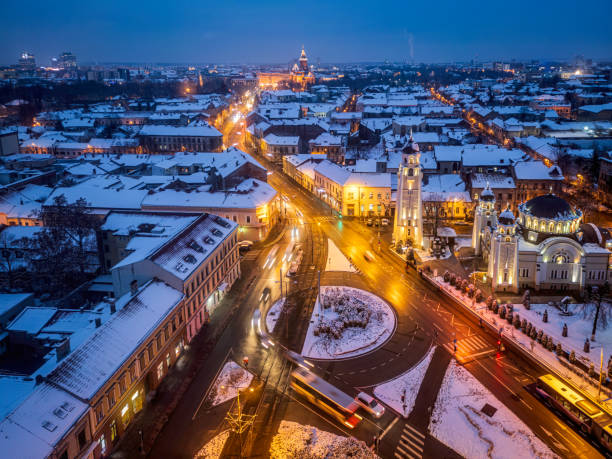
442 334 496 362
240 249 261 261
394 423 425 459
313 216 337 223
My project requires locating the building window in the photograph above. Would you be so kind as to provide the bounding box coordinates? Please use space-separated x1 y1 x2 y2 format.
100 435 107 454
110 420 118 442
246 215 251 224
157 362 164 380
166 353 171 368
520 268 529 278
78 428 87 450
59 450 68 459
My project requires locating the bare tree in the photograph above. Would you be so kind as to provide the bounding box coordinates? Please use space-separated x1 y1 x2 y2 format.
583 283 612 341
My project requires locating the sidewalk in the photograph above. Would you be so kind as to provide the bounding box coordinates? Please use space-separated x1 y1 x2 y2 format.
408 346 451 431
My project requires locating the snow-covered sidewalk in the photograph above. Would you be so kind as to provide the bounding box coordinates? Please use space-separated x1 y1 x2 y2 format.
206 361 254 407
301 286 396 359
270 421 376 458
430 360 556 459
374 346 435 417
325 238 357 272
428 273 612 410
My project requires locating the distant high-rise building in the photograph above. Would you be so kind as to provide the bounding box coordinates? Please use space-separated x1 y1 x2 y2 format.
18 52 36 71
59 52 77 69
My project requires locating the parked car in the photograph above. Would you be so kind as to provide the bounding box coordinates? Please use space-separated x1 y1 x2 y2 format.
366 218 373 226
381 218 390 226
355 392 385 418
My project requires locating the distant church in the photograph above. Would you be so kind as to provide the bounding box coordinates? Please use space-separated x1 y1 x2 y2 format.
257 46 315 90
290 46 315 89
473 188 611 294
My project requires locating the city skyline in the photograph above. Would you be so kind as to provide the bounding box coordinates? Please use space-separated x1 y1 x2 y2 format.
1 0 612 66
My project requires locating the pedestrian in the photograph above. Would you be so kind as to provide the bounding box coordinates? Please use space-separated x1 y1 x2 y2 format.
243 356 249 368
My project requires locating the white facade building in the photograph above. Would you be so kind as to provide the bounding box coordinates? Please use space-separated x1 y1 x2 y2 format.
393 135 423 249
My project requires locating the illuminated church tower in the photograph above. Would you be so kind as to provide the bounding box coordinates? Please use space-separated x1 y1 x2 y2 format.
488 206 519 293
393 134 423 249
472 183 497 256
298 46 309 72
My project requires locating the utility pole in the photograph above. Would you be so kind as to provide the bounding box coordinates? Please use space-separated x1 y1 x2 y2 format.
317 270 321 309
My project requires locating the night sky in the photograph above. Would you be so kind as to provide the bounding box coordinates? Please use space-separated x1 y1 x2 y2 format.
1 0 611 65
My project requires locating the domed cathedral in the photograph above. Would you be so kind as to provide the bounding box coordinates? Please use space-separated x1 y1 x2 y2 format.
393 134 423 250
473 192 611 294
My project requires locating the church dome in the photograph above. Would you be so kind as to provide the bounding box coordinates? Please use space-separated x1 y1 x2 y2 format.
480 186 494 202
521 194 576 220
498 207 515 225
517 193 583 242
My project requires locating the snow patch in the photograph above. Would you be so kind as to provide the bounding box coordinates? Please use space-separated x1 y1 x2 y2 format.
207 361 253 407
265 298 285 333
194 430 229 458
430 360 556 459
270 420 377 458
325 238 357 272
374 346 435 417
301 286 395 360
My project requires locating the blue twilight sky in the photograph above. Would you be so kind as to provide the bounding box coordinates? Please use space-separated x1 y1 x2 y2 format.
1 0 611 65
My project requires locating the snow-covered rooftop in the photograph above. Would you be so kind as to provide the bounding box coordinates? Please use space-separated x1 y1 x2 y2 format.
46 280 183 400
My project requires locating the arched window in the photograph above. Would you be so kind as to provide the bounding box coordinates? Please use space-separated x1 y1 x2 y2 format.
548 222 554 233
408 168 414 176
556 223 562 233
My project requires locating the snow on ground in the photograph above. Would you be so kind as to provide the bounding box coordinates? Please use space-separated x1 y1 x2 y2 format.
430 360 556 459
265 298 285 333
325 238 357 272
269 420 376 458
207 361 253 407
193 430 229 458
454 236 472 251
416 247 451 262
509 302 612 364
374 346 435 417
301 286 396 359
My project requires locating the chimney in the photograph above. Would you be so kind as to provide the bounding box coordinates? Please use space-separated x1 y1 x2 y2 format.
130 279 138 296
95 317 102 328
109 299 116 314
56 338 71 363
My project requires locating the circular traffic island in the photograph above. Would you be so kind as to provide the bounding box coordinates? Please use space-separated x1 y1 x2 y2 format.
301 286 396 360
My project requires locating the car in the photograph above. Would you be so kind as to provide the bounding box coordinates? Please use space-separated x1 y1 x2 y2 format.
355 392 385 418
366 218 373 226
260 287 271 303
381 218 390 226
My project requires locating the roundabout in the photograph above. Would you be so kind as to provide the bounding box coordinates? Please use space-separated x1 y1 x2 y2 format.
299 286 396 360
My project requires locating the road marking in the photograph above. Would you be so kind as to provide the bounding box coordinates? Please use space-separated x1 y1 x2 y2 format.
403 424 425 440
380 416 399 439
397 441 422 457
471 358 523 401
